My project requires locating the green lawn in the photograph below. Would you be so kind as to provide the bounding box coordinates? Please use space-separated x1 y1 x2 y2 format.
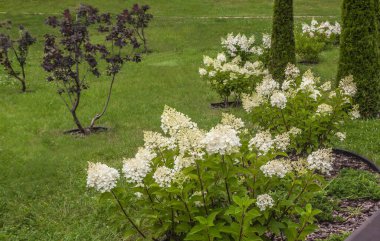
0 0 379 240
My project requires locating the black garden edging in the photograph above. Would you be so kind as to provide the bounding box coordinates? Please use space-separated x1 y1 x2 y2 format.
332 148 380 241
333 148 380 173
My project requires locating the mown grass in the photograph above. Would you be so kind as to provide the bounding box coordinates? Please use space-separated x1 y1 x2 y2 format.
0 0 379 240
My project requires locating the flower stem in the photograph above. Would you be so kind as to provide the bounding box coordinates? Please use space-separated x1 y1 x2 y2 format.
111 190 147 239
196 162 209 215
222 155 232 204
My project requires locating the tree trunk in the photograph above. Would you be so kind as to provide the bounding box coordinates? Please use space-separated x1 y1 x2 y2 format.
90 74 116 129
71 90 86 134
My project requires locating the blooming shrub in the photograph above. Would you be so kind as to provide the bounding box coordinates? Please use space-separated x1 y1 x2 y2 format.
295 19 341 64
242 64 359 154
199 33 270 106
301 19 341 45
295 33 325 64
87 106 330 241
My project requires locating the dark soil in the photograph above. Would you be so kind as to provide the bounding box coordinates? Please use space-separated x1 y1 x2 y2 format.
307 200 379 240
210 101 241 109
306 151 380 240
330 150 379 177
63 126 108 135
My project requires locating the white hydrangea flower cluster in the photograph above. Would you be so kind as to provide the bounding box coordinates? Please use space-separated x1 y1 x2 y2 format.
221 33 259 57
249 130 274 154
200 54 267 82
153 166 175 188
249 129 293 154
350 104 361 119
256 194 274 211
316 103 333 115
256 75 279 97
87 162 120 193
221 113 245 133
338 75 357 97
335 132 346 141
284 63 300 80
307 148 334 175
174 155 195 171
260 159 291 178
143 131 176 151
241 93 264 112
262 33 271 49
161 105 198 137
273 132 291 151
302 19 341 38
122 147 156 185
320 81 331 92
298 70 321 100
270 91 287 109
202 124 241 155
288 127 302 136
176 127 206 158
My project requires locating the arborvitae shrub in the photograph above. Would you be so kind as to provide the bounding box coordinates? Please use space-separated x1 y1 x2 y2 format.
337 0 380 117
269 0 296 81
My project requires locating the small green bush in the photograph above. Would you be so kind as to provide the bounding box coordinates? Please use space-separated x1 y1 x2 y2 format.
327 169 380 200
310 191 339 222
296 34 325 64
316 232 350 241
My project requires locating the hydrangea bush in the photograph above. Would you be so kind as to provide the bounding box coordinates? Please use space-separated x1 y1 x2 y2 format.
199 33 271 106
295 19 341 64
87 106 332 241
301 19 341 45
242 64 359 154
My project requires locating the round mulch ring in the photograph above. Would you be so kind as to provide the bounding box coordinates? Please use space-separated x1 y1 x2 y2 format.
306 149 380 241
63 126 108 135
210 101 241 109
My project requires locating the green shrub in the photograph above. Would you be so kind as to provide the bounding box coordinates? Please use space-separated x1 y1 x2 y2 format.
269 0 296 81
87 107 325 241
199 33 268 105
316 232 350 241
337 0 380 117
242 65 359 154
310 191 339 222
327 168 380 200
296 33 325 64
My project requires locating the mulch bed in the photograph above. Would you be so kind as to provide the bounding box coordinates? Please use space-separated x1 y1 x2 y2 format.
63 126 108 135
306 151 380 240
210 101 241 109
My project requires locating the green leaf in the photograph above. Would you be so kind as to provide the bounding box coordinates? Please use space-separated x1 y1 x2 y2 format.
207 211 220 226
189 224 206 235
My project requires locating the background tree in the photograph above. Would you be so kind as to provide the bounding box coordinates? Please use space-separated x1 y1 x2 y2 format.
42 5 141 135
337 0 380 118
269 0 296 81
126 4 153 53
0 21 36 92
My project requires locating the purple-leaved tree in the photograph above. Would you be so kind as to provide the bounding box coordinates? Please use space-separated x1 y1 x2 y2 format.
126 4 153 53
0 20 36 92
42 4 142 135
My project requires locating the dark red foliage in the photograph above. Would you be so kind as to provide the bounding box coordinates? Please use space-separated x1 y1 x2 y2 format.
0 21 36 92
42 4 146 133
